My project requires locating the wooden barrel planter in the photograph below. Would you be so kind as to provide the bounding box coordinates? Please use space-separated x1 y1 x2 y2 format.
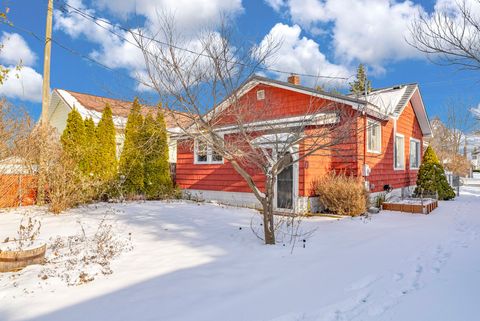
0 243 46 272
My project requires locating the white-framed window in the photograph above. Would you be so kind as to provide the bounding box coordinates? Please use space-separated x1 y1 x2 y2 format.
194 138 224 164
367 119 381 153
410 138 421 169
394 134 405 170
256 89 265 100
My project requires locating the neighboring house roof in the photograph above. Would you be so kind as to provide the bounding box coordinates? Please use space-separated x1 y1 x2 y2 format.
52 89 192 130
214 75 432 136
0 156 37 175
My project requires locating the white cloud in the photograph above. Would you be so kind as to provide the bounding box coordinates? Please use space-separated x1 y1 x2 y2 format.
471 104 480 118
266 0 425 72
54 0 244 92
94 0 243 35
264 0 286 12
0 32 42 102
0 65 43 102
259 23 351 87
0 32 37 66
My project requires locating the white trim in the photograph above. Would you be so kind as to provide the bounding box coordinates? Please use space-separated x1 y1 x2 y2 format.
183 189 310 214
193 136 224 165
172 112 340 140
409 138 421 169
392 87 432 137
168 138 177 163
184 189 262 209
394 133 405 170
256 89 265 100
366 118 382 154
273 145 300 213
215 112 339 135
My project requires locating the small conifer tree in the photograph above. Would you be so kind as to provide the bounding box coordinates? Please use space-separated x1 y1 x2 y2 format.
349 64 372 95
83 117 98 176
96 104 118 182
415 146 455 200
142 111 172 199
61 108 86 171
119 98 145 196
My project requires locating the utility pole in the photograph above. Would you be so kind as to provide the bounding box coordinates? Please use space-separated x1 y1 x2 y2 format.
41 0 53 125
37 0 53 205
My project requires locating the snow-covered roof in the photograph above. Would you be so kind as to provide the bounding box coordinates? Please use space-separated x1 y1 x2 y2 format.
56 89 127 128
53 89 192 130
0 156 38 175
364 84 417 116
348 83 431 136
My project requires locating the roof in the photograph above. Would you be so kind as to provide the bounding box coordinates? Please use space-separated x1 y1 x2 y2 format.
0 156 37 175
227 76 432 136
366 83 432 136
53 89 192 130
364 84 417 115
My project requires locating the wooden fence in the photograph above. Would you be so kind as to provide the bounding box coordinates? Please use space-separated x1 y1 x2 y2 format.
0 174 37 208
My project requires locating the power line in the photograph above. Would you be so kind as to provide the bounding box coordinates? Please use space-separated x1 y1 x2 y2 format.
0 20 155 91
54 0 354 82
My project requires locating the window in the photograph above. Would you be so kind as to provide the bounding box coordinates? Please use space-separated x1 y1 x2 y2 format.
194 139 224 164
367 119 381 153
195 140 208 163
394 134 405 169
410 139 420 169
256 90 265 100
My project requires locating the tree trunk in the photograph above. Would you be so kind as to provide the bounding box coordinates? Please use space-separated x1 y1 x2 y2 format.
262 176 276 245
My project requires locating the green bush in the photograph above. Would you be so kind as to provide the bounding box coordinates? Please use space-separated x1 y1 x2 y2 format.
142 111 173 199
414 146 455 200
96 104 117 182
119 98 145 196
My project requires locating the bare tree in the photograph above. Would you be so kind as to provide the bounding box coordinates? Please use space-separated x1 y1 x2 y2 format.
132 17 365 244
428 99 476 175
410 0 480 70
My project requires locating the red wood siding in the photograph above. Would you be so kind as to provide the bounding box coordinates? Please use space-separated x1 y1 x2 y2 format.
363 102 423 192
176 140 266 193
177 83 353 194
176 82 426 197
214 84 349 126
302 115 360 197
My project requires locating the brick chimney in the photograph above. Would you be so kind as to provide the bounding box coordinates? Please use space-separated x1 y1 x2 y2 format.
287 74 300 85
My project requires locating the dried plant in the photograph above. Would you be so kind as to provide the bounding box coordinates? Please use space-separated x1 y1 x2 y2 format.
41 214 133 286
2 215 42 251
314 172 369 216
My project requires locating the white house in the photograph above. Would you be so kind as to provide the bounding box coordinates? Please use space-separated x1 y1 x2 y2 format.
47 89 190 162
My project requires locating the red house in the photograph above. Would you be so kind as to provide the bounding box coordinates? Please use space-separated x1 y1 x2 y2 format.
173 75 432 213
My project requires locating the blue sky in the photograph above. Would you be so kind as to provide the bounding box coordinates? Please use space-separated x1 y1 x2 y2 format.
1 0 480 130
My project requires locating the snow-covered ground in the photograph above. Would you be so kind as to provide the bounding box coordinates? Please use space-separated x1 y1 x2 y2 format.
1 187 480 321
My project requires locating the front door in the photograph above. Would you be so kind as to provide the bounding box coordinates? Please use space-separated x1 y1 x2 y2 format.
277 159 293 210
